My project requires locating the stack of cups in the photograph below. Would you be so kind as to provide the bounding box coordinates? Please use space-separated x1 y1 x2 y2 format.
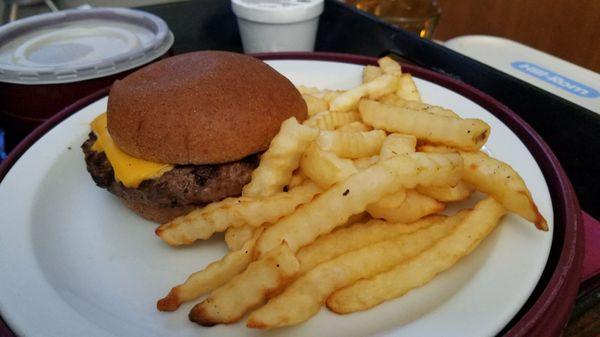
231 0 324 53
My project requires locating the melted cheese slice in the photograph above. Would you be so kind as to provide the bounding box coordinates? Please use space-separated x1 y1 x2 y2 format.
90 113 173 188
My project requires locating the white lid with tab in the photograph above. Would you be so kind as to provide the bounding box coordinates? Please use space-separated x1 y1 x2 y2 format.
0 7 174 84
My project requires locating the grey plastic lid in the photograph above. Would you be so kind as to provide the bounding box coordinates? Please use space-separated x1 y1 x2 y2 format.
0 7 174 84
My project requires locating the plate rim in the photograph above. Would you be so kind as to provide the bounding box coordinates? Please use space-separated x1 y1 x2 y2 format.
0 51 583 337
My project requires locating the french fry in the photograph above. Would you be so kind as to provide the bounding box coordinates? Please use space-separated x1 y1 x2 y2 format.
379 133 417 160
224 173 307 250
381 152 463 188
156 182 321 245
322 90 343 103
419 104 460 118
254 166 399 257
225 225 255 251
296 215 444 275
417 143 459 153
337 121 372 132
403 101 459 118
379 93 408 107
327 198 505 313
461 151 548 230
300 144 358 189
360 99 490 151
353 155 380 170
287 170 306 190
303 110 361 130
329 87 365 113
377 56 402 75
396 73 421 101
366 74 399 99
316 129 387 158
404 100 428 109
247 216 460 329
343 212 371 227
302 94 329 116
417 180 473 202
372 189 407 208
365 186 409 225
330 74 398 112
254 152 463 257
363 65 383 82
367 189 445 223
243 117 319 197
157 228 264 311
189 243 299 326
296 85 322 95
379 94 459 118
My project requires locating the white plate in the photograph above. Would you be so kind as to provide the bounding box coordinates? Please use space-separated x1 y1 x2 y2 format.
0 59 553 337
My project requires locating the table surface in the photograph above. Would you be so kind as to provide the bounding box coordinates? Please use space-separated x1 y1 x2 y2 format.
433 0 600 73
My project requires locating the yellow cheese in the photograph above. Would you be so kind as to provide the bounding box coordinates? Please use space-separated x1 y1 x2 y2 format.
90 113 173 188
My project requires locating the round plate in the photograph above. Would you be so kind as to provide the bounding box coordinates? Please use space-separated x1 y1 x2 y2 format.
0 57 553 337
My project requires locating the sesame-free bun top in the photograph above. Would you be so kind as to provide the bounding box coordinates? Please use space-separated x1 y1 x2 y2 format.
107 51 307 165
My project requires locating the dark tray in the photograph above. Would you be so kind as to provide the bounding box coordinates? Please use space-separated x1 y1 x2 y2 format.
0 0 597 335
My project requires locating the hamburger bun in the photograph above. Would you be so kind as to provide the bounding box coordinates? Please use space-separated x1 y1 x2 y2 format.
107 51 307 165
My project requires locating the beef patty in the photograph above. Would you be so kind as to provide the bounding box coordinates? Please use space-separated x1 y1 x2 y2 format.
82 133 259 210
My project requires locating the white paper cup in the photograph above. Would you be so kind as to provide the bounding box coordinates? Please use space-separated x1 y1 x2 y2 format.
231 0 324 53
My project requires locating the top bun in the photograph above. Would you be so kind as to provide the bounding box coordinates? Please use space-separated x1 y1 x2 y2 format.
107 51 307 165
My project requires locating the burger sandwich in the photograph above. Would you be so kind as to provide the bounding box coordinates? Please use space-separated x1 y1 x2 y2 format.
82 51 308 223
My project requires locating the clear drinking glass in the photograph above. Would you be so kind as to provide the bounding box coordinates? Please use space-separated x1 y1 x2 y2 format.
346 0 441 39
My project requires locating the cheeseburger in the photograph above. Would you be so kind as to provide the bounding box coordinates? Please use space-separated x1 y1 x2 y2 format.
82 51 307 223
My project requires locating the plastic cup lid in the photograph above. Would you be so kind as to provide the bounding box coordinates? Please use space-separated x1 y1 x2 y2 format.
231 0 324 24
0 7 174 84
